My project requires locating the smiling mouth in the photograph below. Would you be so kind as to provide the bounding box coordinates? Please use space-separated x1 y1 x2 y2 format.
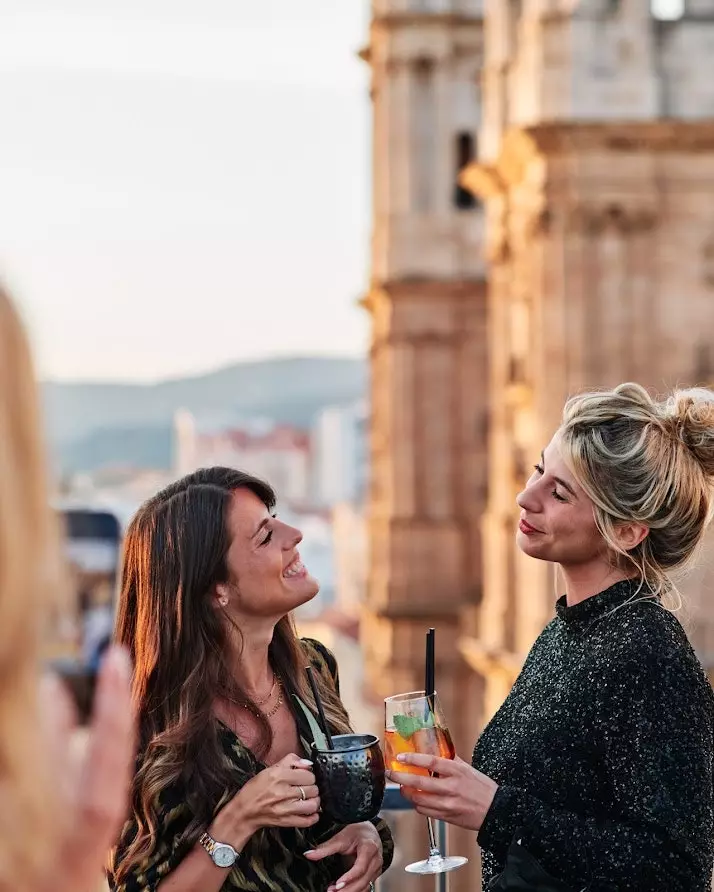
519 518 543 535
283 554 307 579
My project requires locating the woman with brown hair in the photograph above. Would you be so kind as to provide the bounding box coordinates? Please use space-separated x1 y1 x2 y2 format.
0 288 135 892
108 467 393 892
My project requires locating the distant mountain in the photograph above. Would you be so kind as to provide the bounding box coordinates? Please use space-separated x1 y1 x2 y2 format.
42 357 367 474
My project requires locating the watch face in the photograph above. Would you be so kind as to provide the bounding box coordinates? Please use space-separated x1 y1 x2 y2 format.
213 844 237 868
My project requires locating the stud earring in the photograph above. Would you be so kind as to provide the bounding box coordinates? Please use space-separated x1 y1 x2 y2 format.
220 597 228 607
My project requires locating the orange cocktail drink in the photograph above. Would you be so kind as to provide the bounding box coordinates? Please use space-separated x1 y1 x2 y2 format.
384 724 455 777
385 681 469 874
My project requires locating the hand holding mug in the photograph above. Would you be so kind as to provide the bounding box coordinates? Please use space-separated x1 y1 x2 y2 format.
226 753 321 833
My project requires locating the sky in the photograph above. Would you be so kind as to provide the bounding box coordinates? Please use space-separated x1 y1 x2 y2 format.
0 1 686 383
0 1 372 382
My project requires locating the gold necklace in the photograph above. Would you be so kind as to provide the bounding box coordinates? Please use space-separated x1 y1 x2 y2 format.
251 673 277 707
234 680 283 719
259 684 284 719
229 672 276 709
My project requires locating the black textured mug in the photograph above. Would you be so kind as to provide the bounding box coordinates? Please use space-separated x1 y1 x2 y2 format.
312 733 386 824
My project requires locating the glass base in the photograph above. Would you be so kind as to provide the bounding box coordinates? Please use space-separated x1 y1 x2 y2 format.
405 854 468 875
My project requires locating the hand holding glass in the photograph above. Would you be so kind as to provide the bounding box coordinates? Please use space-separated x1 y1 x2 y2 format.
384 691 467 875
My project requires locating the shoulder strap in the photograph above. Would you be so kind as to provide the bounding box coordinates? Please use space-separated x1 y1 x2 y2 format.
292 693 329 751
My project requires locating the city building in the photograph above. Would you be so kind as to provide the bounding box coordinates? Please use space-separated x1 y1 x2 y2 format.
331 501 369 617
173 412 312 506
312 401 369 506
287 507 337 618
360 0 488 796
362 2 714 888
172 409 198 478
461 0 714 714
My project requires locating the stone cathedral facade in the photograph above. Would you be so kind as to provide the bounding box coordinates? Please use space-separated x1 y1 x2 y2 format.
362 2 714 889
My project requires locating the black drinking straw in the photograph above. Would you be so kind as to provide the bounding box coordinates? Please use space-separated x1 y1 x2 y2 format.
305 665 334 750
425 627 435 710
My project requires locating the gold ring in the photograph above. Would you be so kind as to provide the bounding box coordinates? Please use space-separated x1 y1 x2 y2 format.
299 786 306 801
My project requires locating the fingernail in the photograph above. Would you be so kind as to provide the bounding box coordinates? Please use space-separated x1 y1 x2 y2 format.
336 884 346 890
396 754 407 762
296 758 313 767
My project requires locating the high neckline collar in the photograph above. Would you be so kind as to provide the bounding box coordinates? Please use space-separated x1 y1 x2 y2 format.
555 578 658 629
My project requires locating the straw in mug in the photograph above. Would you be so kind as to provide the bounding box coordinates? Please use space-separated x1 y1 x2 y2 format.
305 665 334 750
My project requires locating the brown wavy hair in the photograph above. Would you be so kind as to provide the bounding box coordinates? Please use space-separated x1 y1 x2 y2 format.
0 288 65 890
110 467 352 885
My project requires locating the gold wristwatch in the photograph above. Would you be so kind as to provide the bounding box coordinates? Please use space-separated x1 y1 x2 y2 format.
199 831 240 868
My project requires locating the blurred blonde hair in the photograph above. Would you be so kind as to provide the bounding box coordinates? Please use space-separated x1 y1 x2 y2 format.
560 382 714 602
0 288 63 888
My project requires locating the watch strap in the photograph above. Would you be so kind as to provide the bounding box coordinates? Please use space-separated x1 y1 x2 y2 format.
199 831 217 857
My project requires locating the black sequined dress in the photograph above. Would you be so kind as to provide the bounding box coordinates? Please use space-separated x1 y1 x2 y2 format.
473 579 714 891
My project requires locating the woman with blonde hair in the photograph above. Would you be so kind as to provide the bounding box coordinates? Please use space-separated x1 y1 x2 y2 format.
393 383 714 891
0 288 135 892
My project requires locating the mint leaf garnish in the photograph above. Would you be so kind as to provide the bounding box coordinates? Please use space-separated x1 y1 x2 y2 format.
393 711 435 739
393 714 420 738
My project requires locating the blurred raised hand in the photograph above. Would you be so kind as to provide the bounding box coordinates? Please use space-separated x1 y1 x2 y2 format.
41 646 135 892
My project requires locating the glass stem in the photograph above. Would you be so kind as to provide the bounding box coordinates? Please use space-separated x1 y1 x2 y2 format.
426 818 441 859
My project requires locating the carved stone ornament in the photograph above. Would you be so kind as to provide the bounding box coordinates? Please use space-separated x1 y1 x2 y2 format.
486 122 714 194
483 200 510 264
459 163 506 201
565 203 658 236
526 121 714 155
496 130 541 189
512 203 552 243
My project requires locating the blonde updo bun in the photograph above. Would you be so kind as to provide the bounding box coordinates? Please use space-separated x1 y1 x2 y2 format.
662 388 714 479
559 382 714 598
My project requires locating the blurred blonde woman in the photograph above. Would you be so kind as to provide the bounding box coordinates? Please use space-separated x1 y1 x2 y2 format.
0 288 135 892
